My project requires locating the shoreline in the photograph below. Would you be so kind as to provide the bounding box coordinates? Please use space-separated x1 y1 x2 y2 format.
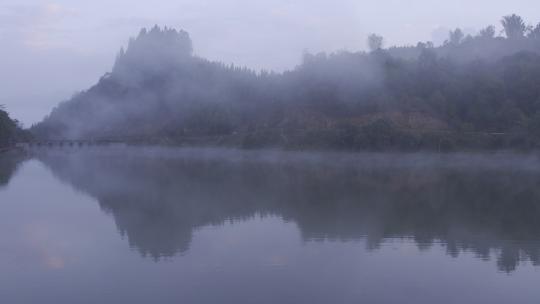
17 139 540 155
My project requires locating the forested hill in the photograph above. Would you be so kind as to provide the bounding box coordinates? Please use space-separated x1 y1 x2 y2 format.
32 15 540 151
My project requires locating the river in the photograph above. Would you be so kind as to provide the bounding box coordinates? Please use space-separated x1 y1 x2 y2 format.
1 147 540 303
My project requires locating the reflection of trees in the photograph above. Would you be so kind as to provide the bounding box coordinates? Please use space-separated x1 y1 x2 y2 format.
39 149 540 272
0 154 24 188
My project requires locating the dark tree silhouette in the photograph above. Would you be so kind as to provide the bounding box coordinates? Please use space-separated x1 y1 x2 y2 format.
447 28 464 45
528 23 540 39
0 107 20 148
502 14 528 39
367 34 384 52
478 25 496 39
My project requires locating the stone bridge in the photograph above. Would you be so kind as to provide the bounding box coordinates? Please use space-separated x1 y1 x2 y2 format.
19 140 125 149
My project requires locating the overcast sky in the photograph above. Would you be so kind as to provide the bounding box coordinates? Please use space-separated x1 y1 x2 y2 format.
2 0 540 125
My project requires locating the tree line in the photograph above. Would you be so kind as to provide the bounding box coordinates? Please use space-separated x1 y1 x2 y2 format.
0 106 27 149
31 15 540 151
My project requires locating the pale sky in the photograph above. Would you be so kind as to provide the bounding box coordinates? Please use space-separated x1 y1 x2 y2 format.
2 0 540 125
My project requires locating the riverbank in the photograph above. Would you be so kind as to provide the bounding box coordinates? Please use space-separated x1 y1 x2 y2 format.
66 129 540 153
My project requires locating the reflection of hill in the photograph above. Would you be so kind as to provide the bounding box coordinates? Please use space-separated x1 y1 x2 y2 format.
39 148 540 272
0 154 25 188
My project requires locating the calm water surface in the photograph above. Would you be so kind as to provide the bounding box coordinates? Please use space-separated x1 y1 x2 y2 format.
1 148 540 303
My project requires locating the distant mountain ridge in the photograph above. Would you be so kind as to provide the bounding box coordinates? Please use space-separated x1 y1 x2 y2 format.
32 18 540 151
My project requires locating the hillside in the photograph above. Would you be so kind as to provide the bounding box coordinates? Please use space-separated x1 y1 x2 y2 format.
32 16 540 151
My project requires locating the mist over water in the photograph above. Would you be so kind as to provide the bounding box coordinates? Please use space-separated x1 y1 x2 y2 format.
1 148 540 303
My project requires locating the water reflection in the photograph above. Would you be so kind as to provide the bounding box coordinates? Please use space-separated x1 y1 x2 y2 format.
0 154 25 188
36 148 540 272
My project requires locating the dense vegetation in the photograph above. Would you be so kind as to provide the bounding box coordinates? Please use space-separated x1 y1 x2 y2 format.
0 107 25 149
32 15 540 151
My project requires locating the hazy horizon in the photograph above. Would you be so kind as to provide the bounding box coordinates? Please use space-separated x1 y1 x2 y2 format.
2 0 540 126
